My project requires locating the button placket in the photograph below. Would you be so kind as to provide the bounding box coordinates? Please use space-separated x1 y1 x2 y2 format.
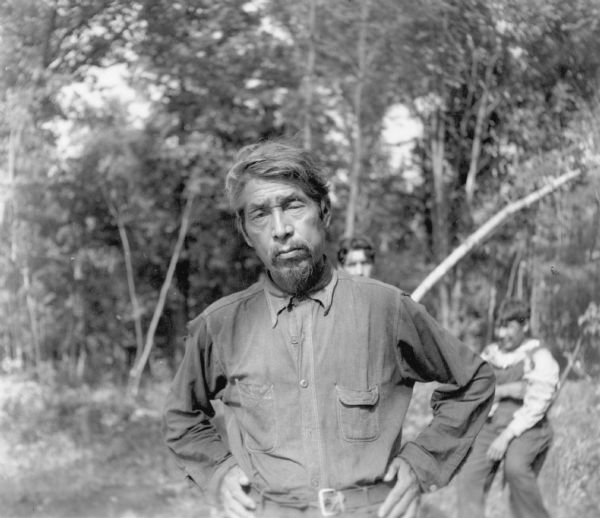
292 300 322 490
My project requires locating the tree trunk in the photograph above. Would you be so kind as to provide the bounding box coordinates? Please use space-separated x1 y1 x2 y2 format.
127 193 195 397
486 284 497 346
344 0 370 238
412 169 583 302
506 248 523 299
115 212 144 361
22 266 41 369
465 56 497 208
302 0 317 150
449 267 463 336
430 109 452 327
3 107 25 363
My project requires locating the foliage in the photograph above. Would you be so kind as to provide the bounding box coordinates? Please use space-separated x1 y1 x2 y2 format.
3 5 600 516
576 302 600 377
2 0 600 383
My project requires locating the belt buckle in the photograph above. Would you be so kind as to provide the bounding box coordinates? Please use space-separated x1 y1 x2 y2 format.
318 488 345 516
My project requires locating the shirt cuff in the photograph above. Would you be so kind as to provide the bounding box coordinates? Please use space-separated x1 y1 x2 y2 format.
505 419 529 439
398 442 442 494
206 455 238 505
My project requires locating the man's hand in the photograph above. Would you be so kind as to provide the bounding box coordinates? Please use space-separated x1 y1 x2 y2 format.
377 457 421 518
219 465 256 518
487 430 513 461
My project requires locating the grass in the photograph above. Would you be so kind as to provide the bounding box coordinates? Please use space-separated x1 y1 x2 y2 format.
0 374 206 518
1 373 598 517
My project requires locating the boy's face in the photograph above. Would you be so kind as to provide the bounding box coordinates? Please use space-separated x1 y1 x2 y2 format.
496 319 528 352
342 249 373 277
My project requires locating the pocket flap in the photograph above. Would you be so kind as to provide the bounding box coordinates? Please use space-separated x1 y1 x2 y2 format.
237 381 274 399
335 384 379 406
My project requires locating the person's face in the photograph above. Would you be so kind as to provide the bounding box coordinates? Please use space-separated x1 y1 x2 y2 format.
495 319 528 352
239 178 330 294
342 249 374 277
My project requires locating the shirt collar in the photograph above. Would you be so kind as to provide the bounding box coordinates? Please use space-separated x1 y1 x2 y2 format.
495 338 541 365
263 258 337 327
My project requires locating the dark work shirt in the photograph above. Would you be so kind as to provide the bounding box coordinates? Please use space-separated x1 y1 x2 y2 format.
164 264 494 504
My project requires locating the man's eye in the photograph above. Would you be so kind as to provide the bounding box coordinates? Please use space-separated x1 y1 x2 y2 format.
286 201 305 211
249 211 267 222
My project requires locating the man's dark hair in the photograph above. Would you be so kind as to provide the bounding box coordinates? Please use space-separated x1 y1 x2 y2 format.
337 235 376 265
498 298 530 325
224 140 330 234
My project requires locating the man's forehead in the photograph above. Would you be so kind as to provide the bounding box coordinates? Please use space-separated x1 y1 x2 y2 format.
346 249 370 262
240 178 309 208
498 319 524 327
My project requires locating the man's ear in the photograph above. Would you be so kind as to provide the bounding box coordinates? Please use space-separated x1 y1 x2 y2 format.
320 199 332 227
242 228 254 248
237 214 254 248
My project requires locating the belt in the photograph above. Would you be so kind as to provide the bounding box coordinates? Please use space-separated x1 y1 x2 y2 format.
255 483 391 517
314 484 390 516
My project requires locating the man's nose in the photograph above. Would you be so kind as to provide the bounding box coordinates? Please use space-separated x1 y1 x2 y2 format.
271 209 293 240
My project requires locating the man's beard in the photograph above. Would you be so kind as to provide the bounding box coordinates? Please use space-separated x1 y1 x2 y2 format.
269 245 322 295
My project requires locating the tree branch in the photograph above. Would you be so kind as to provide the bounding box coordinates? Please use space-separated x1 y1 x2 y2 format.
412 169 583 302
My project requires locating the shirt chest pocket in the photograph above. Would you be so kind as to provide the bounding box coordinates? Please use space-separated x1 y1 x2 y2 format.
335 384 380 442
236 382 277 453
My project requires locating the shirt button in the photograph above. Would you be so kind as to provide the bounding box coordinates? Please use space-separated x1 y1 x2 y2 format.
299 379 309 388
429 484 438 492
290 336 298 344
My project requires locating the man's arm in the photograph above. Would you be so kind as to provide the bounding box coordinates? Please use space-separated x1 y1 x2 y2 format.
487 346 559 460
503 346 559 439
495 381 526 400
394 296 496 493
163 315 237 502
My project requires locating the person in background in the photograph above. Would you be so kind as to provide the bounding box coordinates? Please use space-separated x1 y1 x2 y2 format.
337 235 376 278
164 140 495 518
456 298 560 518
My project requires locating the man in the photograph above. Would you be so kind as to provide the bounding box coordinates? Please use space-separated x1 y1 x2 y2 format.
456 299 560 518
337 235 375 278
164 141 495 518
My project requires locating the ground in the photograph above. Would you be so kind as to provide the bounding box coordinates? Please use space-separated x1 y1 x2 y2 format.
0 375 207 518
1 374 599 518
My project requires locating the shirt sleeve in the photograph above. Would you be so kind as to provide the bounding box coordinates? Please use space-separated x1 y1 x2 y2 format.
395 295 495 493
163 315 234 502
504 347 559 438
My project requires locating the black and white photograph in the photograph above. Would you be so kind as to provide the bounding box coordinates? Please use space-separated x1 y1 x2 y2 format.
1 1 599 517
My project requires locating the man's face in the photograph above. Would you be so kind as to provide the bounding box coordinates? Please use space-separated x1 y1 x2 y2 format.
239 178 330 294
496 320 528 352
343 249 373 277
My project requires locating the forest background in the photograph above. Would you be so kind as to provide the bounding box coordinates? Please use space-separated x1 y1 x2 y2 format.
1 0 600 517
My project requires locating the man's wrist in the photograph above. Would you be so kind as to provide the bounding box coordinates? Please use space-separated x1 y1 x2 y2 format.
500 427 516 442
207 456 239 503
397 445 437 493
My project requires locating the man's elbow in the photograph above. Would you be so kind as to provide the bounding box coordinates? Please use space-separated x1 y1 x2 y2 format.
474 361 496 406
163 406 189 452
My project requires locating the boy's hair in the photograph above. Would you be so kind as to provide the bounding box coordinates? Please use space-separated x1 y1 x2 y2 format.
498 298 531 325
224 140 330 233
337 235 376 265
